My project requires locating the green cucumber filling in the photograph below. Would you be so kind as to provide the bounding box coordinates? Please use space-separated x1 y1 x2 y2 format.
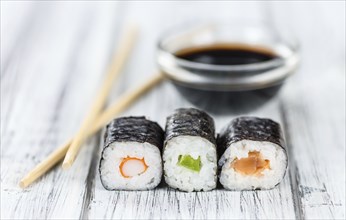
177 155 202 172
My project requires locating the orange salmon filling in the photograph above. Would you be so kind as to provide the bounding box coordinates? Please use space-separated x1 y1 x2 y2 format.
119 156 148 178
231 151 270 176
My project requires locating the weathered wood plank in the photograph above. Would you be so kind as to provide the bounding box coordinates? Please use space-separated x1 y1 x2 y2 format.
280 75 345 219
1 2 122 219
271 1 346 219
1 1 36 77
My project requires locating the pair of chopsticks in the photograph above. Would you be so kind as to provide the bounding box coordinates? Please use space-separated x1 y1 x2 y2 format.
19 25 165 188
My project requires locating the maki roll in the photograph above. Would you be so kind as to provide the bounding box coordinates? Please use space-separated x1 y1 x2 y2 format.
99 117 164 190
218 117 288 190
163 108 217 192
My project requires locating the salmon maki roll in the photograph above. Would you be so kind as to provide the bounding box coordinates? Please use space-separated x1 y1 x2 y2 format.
218 117 288 190
99 117 164 190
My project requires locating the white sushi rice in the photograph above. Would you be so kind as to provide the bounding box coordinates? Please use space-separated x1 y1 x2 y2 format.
219 140 287 190
99 141 162 190
163 136 217 192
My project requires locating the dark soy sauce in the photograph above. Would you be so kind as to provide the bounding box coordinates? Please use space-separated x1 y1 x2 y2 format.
175 44 278 65
172 44 282 114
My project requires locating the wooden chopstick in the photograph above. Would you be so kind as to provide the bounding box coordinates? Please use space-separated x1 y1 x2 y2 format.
19 73 165 188
62 25 138 169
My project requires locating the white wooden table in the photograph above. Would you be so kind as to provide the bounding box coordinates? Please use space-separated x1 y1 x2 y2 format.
1 1 345 219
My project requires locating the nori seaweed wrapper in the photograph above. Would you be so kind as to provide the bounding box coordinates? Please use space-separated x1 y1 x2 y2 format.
103 116 164 150
164 108 216 145
217 116 286 155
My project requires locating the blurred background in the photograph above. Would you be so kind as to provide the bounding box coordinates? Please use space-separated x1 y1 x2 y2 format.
1 1 345 219
2 1 345 117
2 0 344 134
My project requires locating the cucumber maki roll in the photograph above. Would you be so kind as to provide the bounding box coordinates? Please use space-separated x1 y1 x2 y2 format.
163 108 217 192
99 117 164 190
218 117 288 190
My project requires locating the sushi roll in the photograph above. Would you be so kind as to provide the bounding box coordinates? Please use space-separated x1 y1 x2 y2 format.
218 117 288 190
163 108 217 192
99 117 164 190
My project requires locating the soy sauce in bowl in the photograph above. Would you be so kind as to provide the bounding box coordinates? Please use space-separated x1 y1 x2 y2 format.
157 22 299 114
175 43 278 65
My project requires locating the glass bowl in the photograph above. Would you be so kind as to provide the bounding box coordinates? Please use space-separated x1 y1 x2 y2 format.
157 21 299 113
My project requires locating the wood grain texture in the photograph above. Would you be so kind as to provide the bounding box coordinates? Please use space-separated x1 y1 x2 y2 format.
1 1 345 219
271 2 346 219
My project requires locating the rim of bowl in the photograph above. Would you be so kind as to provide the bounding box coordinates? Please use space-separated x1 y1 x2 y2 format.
157 20 300 73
